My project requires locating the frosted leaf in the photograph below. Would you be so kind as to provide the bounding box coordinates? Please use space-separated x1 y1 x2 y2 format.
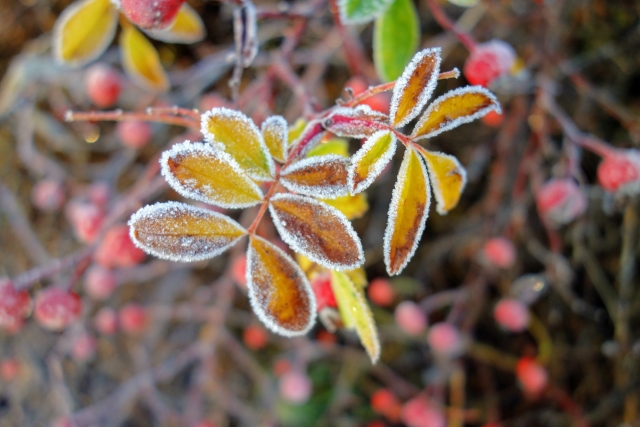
143 4 206 44
349 130 397 194
280 155 350 199
411 86 501 140
338 0 394 24
322 105 389 139
383 147 431 275
389 48 442 128
160 141 264 209
128 201 246 262
261 115 288 162
269 193 364 270
246 235 316 336
201 107 275 181
415 147 467 215
330 270 380 363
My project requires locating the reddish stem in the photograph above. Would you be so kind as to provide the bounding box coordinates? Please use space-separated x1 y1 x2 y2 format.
65 110 200 131
426 0 477 52
145 106 201 120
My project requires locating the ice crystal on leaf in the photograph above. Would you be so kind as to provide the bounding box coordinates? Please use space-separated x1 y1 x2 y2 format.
323 105 389 139
349 130 397 194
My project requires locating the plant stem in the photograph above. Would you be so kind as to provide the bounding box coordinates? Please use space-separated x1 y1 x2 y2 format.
65 110 200 131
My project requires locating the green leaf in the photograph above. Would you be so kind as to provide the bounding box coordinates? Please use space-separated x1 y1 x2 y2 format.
339 0 394 24
373 0 420 82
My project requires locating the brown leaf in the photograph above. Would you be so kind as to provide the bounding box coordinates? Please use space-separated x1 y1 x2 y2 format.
281 155 349 199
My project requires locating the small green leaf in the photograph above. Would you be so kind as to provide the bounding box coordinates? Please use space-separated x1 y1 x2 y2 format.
373 0 420 82
339 0 394 24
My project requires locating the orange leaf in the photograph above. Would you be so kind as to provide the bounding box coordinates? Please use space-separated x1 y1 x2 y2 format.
144 4 206 44
349 130 397 194
415 146 467 215
53 0 118 67
269 194 364 270
247 235 316 336
389 48 442 128
281 155 349 199
261 115 288 162
411 86 500 140
129 202 246 261
384 147 431 275
201 108 275 181
160 141 263 208
120 22 169 92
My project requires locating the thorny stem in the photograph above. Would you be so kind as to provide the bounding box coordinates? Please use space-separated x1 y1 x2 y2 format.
65 109 201 131
426 0 477 52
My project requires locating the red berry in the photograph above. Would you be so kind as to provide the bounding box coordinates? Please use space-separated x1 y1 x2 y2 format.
243 324 268 350
120 0 186 30
273 358 291 377
34 288 82 331
85 64 121 108
117 120 153 148
482 237 516 269
344 76 391 114
401 396 445 427
597 150 640 194
94 225 146 268
515 357 548 396
494 298 530 332
0 280 32 332
481 110 504 127
31 179 65 212
367 278 395 307
394 301 426 336
84 265 117 301
536 179 586 226
94 307 118 335
371 389 401 421
279 370 312 404
66 201 104 243
464 40 516 87
231 254 247 288
119 304 148 334
366 422 387 427
427 323 464 358
311 273 337 312
71 333 97 362
0 358 20 381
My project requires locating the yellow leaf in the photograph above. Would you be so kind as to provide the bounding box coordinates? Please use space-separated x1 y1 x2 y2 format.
349 130 396 194
306 138 350 158
330 271 380 363
144 4 206 44
120 22 169 92
269 194 364 270
346 267 368 289
415 146 467 215
128 202 246 262
281 155 349 199
287 118 307 146
384 147 431 275
53 0 118 67
390 48 442 128
411 86 500 140
161 141 263 208
261 115 288 162
201 108 275 181
321 193 369 220
247 236 316 336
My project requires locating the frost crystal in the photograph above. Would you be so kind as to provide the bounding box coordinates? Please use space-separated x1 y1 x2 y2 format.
160 141 264 209
128 201 246 262
323 105 389 139
383 148 431 275
389 47 442 128
269 193 364 271
348 130 397 194
280 155 350 199
246 235 317 337
411 86 501 140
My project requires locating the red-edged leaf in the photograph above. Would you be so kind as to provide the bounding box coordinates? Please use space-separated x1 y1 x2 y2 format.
323 105 389 138
281 155 349 199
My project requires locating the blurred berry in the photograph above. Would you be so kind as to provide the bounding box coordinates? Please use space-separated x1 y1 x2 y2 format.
395 301 426 336
84 265 117 301
494 298 530 332
371 388 401 422
231 254 247 288
119 304 148 335
481 110 504 127
597 150 640 194
273 358 291 377
427 323 464 358
367 278 395 307
87 182 111 208
483 237 516 269
0 358 20 381
31 179 65 212
117 120 153 148
0 279 32 332
120 0 185 30
34 288 82 331
515 357 548 396
85 64 121 108
243 324 268 350
94 225 146 268
71 333 97 362
67 201 104 243
401 396 445 427
311 273 337 312
279 370 312 404
464 40 516 87
536 179 586 226
94 307 118 335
